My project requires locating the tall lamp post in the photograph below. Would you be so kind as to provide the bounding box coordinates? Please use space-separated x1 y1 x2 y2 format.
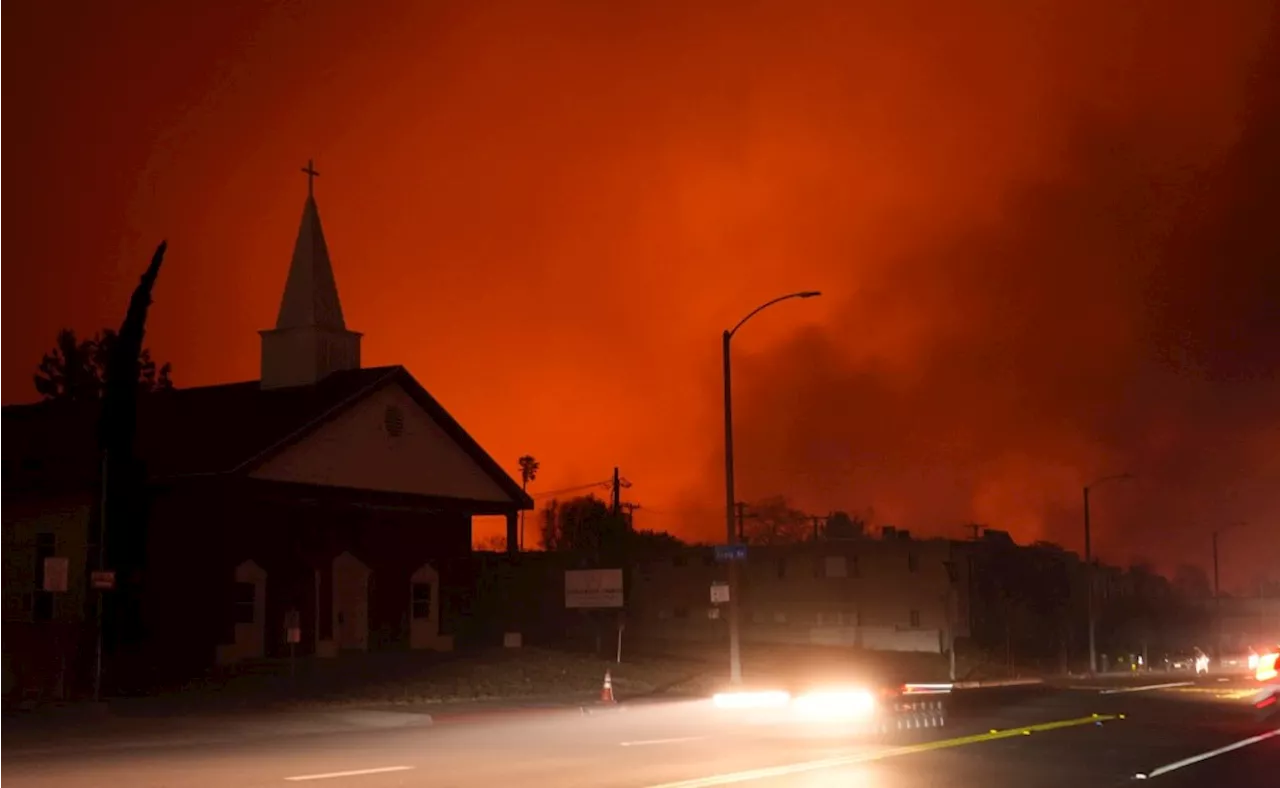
723 291 822 684
1084 473 1132 675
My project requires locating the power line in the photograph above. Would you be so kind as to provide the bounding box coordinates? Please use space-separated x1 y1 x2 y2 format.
530 475 633 501
531 481 609 500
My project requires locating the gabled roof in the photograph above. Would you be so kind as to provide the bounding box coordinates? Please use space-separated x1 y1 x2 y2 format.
2 366 532 510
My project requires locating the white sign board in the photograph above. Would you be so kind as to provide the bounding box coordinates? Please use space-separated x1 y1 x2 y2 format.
43 557 69 593
711 581 730 604
565 569 624 609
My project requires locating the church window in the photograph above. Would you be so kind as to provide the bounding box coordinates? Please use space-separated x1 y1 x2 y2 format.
384 405 405 437
411 582 432 619
232 582 256 624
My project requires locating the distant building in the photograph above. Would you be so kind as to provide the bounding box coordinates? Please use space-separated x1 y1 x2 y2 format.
628 530 970 654
3 167 532 700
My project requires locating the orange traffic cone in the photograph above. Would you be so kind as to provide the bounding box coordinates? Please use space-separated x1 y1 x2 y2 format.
600 670 616 704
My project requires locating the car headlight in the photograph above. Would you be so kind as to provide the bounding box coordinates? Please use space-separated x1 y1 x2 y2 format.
712 690 792 710
792 689 877 721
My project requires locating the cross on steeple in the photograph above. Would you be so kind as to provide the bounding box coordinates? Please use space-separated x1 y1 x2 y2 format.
301 159 320 197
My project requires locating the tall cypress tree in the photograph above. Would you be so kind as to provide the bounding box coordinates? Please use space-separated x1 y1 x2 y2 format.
91 240 167 694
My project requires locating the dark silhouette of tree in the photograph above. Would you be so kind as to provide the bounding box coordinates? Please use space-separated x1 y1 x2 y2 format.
94 240 168 694
824 510 866 540
474 534 508 552
969 539 1075 669
743 495 810 545
35 327 173 402
629 528 688 559
1173 564 1212 599
540 495 626 555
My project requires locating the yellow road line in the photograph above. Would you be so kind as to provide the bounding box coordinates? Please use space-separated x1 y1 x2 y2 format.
643 715 1118 788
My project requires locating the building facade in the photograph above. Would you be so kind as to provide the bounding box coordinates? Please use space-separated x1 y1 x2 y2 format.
628 529 970 654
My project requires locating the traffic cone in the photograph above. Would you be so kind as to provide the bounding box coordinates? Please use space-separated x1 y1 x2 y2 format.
600 670 616 704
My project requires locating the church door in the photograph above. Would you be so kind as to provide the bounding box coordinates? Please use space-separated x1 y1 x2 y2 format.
332 552 370 652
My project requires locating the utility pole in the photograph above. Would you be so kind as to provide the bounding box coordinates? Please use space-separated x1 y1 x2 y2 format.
965 523 981 541
810 515 825 542
1213 529 1221 659
93 451 108 703
1084 486 1094 675
944 560 959 682
611 467 621 516
1083 473 1132 676
621 502 641 529
1213 529 1220 598
1213 522 1245 659
734 502 751 543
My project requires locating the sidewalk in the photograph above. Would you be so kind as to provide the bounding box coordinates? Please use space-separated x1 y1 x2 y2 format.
2 705 434 758
1 690 666 758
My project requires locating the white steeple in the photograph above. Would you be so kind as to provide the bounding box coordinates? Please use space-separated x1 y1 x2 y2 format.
259 160 362 389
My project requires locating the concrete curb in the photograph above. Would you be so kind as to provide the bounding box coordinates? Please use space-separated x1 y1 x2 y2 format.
3 710 436 758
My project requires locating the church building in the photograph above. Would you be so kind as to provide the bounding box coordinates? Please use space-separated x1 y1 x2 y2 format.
2 164 532 698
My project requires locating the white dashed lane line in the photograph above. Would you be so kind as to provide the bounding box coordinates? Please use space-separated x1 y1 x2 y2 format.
621 737 707 747
284 765 415 781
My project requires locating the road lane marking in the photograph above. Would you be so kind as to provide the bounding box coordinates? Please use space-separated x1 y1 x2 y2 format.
1098 682 1193 694
622 737 707 747
1158 687 1258 700
642 715 1117 787
284 766 415 781
1133 728 1280 780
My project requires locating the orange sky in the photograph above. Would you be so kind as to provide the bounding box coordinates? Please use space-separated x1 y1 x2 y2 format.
4 1 1279 589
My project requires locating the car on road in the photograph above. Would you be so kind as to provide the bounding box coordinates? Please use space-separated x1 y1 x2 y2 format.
710 682 945 739
1165 648 1209 674
1217 650 1255 673
1252 645 1279 721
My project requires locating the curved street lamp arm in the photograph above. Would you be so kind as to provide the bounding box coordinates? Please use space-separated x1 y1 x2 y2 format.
728 291 822 338
1087 473 1133 491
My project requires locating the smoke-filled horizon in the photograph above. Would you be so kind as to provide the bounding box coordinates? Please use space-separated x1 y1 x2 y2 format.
4 1 1278 591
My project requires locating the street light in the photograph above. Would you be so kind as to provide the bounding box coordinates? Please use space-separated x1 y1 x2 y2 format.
723 290 822 684
1083 472 1132 675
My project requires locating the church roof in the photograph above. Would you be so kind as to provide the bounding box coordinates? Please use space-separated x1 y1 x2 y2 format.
2 366 532 510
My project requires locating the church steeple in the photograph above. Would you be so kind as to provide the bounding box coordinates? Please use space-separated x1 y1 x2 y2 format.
259 160 362 389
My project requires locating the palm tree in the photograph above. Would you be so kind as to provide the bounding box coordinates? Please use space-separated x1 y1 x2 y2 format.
517 455 540 550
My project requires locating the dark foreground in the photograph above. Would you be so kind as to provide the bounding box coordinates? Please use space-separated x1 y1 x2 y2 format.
4 676 1276 787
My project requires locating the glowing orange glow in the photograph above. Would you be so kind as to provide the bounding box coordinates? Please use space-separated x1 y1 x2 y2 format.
3 2 1279 576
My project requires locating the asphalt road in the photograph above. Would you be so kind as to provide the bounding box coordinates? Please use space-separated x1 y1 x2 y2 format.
4 676 1276 787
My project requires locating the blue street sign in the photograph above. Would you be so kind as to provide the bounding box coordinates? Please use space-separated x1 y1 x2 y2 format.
714 544 748 562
